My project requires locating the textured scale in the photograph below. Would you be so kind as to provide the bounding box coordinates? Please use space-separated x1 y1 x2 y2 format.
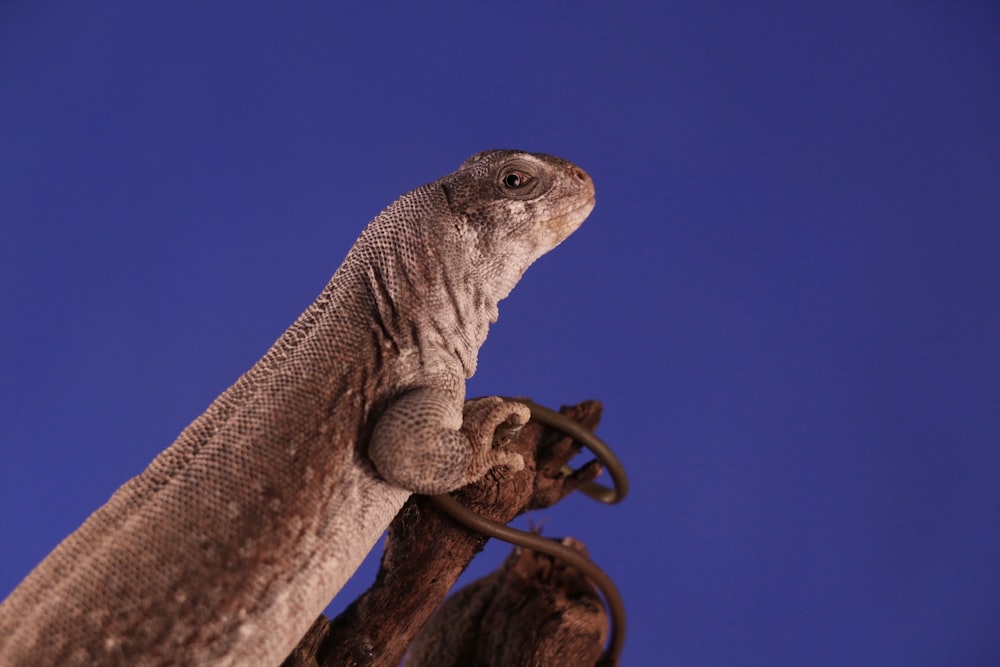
0 150 595 666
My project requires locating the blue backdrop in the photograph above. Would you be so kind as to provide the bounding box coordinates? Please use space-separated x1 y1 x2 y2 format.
2 3 998 664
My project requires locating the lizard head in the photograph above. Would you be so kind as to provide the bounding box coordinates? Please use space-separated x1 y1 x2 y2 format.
440 150 596 303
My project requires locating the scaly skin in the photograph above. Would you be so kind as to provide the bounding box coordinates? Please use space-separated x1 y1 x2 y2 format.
0 150 595 666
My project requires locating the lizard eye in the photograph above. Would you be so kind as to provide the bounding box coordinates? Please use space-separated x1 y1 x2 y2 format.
494 159 549 200
501 171 530 189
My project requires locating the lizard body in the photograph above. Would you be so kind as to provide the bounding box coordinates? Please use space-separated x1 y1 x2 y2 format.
0 150 595 665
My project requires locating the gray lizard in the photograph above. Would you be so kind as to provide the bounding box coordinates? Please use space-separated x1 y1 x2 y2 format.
0 150 594 666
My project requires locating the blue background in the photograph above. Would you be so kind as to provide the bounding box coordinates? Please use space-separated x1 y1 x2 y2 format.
2 3 999 664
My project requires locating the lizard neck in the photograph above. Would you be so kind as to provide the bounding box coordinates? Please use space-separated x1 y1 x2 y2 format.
341 190 499 380
376 246 495 380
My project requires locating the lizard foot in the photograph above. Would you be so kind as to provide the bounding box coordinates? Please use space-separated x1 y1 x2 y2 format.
461 397 529 483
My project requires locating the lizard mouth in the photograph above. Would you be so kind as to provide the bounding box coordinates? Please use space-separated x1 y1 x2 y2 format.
547 196 596 244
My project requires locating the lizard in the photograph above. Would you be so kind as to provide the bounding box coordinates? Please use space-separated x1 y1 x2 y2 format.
0 150 595 666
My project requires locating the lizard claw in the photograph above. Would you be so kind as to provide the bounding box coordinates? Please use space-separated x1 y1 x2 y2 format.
461 397 530 483
493 408 528 445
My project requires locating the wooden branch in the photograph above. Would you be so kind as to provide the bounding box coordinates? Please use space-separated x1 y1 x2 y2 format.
406 536 608 667
280 400 605 667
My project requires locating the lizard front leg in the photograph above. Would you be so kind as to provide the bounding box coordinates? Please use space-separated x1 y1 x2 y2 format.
369 390 528 495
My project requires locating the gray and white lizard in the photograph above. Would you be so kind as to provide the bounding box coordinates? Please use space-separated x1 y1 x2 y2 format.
0 150 595 665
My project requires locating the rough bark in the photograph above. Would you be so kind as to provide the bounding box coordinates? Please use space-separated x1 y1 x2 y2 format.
281 400 606 667
406 536 608 667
